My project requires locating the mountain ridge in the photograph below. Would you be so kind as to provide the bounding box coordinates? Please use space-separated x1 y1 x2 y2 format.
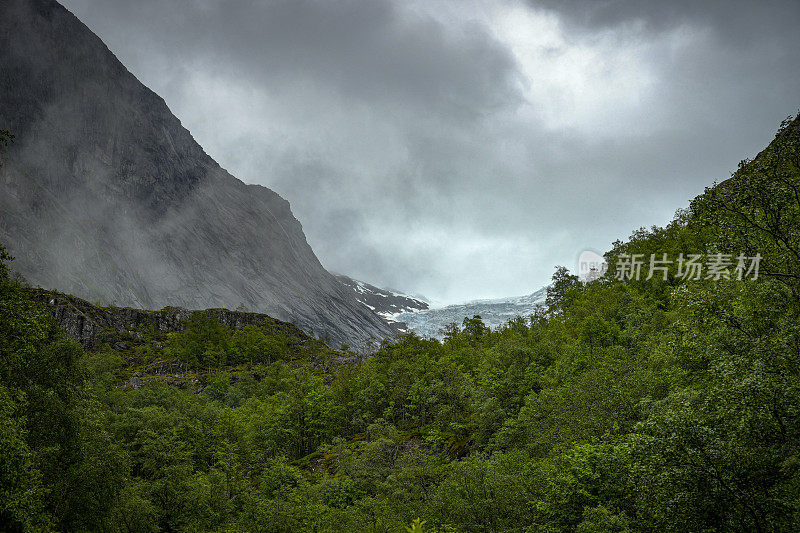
0 0 396 347
334 274 429 333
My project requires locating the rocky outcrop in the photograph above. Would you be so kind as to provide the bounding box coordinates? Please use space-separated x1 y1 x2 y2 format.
0 0 396 347
24 287 312 351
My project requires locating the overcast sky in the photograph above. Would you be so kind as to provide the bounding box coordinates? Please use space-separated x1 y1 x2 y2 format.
62 0 800 304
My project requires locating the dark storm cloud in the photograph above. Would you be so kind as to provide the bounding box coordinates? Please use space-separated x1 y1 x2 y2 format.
529 0 798 40
67 0 522 119
60 0 800 303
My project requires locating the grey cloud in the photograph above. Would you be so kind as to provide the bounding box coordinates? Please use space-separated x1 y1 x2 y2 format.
528 0 800 43
66 0 523 120
59 0 800 303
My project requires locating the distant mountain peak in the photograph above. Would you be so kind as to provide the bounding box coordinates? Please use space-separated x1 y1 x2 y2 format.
334 275 429 333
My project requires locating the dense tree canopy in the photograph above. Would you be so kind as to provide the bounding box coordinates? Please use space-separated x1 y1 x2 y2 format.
2 116 800 531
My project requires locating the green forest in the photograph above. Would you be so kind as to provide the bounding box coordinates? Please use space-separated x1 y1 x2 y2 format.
1 116 799 532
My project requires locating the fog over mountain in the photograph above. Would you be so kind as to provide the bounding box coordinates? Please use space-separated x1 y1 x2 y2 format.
57 0 800 304
0 0 396 347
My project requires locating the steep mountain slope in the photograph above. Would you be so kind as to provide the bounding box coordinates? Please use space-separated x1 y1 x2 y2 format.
335 274 429 332
0 0 395 347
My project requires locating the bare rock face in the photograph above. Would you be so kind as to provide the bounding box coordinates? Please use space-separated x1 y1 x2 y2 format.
0 0 396 347
23 287 312 352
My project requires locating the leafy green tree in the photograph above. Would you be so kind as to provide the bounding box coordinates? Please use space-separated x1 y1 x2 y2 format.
230 323 291 365
0 383 50 532
576 506 632 533
546 266 582 311
691 113 800 298
0 245 101 530
165 311 231 366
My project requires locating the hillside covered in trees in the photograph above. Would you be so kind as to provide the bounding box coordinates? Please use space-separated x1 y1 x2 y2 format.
1 115 800 532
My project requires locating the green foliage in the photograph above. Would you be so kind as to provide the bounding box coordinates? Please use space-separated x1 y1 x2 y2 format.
407 517 432 532
0 244 124 531
0 383 50 532
165 311 231 367
163 311 328 371
230 323 290 365
2 116 800 530
691 115 800 293
546 265 583 311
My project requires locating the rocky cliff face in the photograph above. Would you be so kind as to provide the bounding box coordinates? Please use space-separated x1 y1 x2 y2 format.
335 274 429 333
0 0 396 347
23 287 312 352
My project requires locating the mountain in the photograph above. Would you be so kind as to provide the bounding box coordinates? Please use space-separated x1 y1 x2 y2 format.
334 274 429 333
0 0 396 348
335 271 547 339
397 287 548 338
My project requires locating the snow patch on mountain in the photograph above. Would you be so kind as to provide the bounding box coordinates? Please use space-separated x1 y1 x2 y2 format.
337 275 548 340
335 275 429 333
